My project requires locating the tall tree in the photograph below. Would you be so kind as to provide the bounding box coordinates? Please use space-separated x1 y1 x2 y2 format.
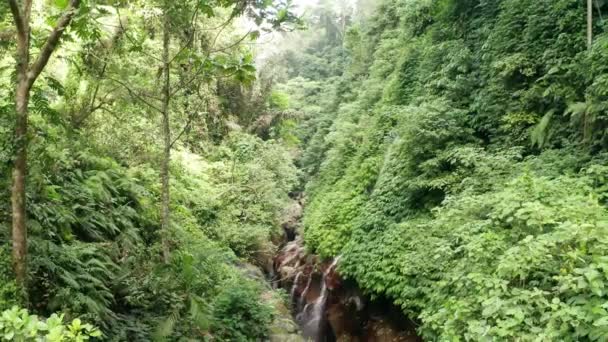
112 0 299 262
588 0 593 50
160 2 172 263
7 0 82 287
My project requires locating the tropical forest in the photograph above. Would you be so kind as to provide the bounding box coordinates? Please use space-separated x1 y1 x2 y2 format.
2 0 608 341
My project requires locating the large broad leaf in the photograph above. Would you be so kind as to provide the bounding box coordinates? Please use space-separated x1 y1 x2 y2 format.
277 8 288 21
201 4 215 17
55 0 68 9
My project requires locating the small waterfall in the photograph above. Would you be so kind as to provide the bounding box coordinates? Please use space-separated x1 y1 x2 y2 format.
309 280 327 323
299 273 313 310
296 256 342 341
280 242 301 268
291 271 303 303
273 200 423 342
326 256 341 275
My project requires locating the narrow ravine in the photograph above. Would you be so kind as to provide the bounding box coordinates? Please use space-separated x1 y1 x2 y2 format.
271 194 422 342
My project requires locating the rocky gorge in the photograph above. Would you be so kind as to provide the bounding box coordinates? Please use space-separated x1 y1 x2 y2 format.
270 195 422 342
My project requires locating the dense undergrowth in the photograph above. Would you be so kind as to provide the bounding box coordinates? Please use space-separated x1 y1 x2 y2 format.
5 0 608 340
0 123 295 340
276 0 608 340
0 0 303 340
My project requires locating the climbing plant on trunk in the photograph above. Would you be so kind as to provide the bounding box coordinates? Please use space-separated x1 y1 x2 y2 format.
7 0 82 288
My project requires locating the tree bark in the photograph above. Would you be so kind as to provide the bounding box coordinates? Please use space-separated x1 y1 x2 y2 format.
12 69 30 288
8 0 81 287
9 0 33 288
588 0 593 51
160 6 172 263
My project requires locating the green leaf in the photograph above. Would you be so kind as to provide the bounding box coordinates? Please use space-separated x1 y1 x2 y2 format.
250 31 261 40
594 316 608 327
201 4 214 17
55 0 68 9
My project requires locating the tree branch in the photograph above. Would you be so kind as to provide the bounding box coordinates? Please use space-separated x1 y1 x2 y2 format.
169 99 207 149
88 63 107 112
107 76 163 114
23 0 32 27
7 0 25 38
169 118 193 149
211 29 252 53
208 17 238 53
99 105 121 121
27 0 81 87
168 3 201 65
169 59 209 97
169 26 252 96
116 8 163 63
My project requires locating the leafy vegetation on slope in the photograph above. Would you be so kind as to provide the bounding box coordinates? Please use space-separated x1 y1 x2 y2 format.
0 127 295 339
5 0 608 340
273 0 608 340
0 0 299 340
0 306 101 341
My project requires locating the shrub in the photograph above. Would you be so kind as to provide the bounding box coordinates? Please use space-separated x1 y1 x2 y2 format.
210 281 274 341
0 245 19 309
0 306 101 341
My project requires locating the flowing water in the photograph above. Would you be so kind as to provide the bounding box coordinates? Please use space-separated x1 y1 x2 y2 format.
298 270 312 311
291 271 303 302
293 257 341 341
274 195 421 341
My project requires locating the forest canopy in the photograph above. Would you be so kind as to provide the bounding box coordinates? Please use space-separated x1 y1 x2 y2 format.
3 0 608 341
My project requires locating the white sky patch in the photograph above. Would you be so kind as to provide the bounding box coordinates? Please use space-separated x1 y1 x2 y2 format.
236 0 318 54
238 0 357 63
293 0 319 14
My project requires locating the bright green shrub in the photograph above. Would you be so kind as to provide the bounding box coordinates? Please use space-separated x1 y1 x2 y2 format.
210 280 274 341
205 133 297 258
341 161 608 340
0 306 101 341
1 128 292 340
0 245 19 309
269 91 290 110
21 151 150 329
31 241 119 325
304 100 475 256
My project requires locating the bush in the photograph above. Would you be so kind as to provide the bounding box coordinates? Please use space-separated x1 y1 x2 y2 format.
341 162 608 340
210 281 274 341
0 306 101 341
0 245 19 309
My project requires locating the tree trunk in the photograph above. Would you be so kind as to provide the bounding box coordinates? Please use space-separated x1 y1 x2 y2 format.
160 7 172 263
10 0 32 287
8 0 82 288
12 78 30 287
588 0 593 51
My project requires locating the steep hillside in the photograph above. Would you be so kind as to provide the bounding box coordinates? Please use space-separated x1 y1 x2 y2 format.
278 0 608 340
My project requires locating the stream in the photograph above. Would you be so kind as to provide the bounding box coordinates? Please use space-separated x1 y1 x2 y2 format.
269 194 422 342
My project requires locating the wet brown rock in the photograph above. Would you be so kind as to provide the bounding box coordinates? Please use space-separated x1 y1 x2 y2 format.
364 319 421 342
274 238 422 342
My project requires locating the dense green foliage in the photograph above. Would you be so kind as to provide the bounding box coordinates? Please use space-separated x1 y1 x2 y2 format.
6 0 608 340
275 0 608 340
210 282 274 341
0 0 299 340
0 117 293 340
0 306 101 341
